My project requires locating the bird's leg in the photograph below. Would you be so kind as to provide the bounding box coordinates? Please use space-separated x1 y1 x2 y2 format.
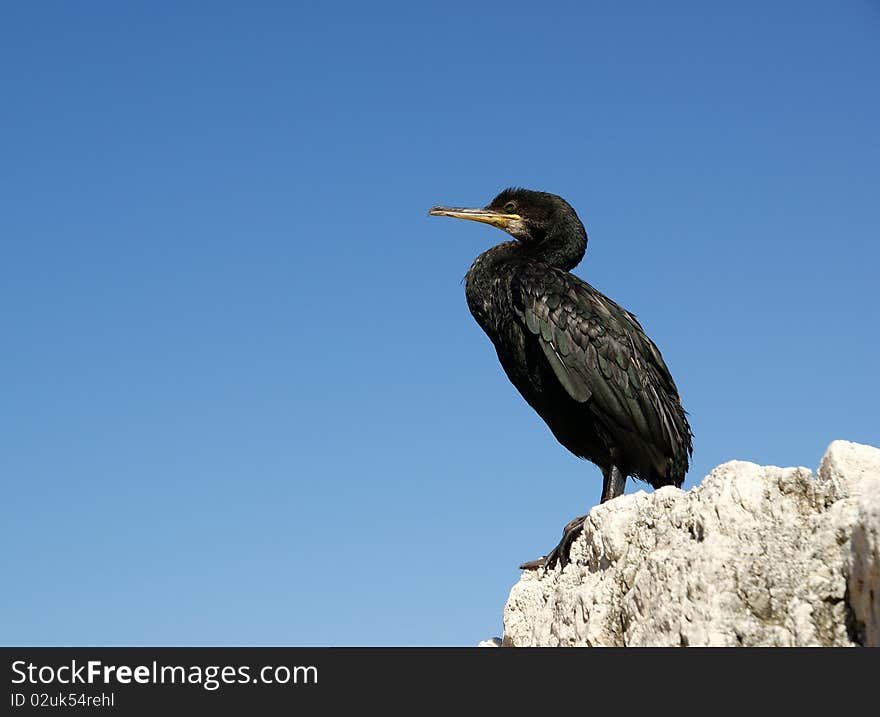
600 465 626 502
520 465 627 571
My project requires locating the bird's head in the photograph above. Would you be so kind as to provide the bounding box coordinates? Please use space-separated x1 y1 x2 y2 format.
429 188 582 245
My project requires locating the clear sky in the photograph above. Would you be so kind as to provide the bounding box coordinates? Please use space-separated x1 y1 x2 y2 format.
2 1 878 646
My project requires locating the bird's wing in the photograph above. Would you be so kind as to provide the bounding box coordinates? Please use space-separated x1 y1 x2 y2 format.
511 267 687 451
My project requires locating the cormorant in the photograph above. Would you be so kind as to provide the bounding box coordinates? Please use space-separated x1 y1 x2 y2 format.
429 188 693 570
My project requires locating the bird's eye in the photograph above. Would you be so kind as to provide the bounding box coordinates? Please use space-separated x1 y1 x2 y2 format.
504 201 517 213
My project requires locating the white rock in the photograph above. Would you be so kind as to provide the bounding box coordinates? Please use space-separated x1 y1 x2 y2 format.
477 637 502 647
818 440 880 501
502 440 880 647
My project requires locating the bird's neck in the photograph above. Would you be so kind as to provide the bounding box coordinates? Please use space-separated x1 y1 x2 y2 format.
525 215 588 271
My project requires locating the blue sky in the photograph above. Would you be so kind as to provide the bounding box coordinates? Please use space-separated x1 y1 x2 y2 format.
2 1 878 646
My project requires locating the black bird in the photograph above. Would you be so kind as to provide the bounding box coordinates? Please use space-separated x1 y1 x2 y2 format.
429 188 693 570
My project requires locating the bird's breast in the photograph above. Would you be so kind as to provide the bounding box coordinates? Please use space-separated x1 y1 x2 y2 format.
464 270 508 337
464 243 522 332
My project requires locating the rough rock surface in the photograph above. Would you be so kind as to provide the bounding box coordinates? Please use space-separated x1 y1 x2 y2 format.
502 440 880 646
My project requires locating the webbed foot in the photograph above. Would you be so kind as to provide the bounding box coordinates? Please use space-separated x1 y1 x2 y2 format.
518 514 587 571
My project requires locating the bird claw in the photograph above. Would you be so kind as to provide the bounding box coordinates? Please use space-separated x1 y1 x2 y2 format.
519 514 587 572
518 556 548 571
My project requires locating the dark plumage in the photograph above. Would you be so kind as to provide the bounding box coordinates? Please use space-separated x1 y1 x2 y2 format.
429 188 693 569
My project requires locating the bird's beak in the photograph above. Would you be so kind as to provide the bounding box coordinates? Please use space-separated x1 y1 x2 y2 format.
428 205 521 230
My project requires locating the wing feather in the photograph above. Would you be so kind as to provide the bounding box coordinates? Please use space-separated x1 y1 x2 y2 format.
512 265 689 461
